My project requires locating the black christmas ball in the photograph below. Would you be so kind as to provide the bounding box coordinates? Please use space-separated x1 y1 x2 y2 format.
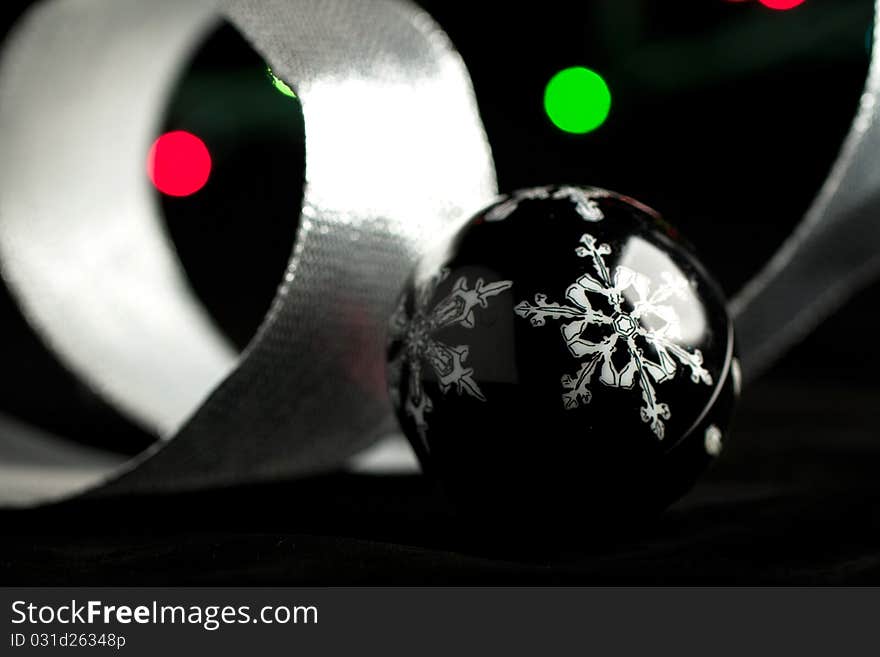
387 186 738 531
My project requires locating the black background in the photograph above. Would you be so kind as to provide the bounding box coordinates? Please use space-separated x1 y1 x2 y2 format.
3 0 880 584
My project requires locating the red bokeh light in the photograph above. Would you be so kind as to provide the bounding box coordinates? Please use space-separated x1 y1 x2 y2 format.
147 131 212 197
757 0 806 10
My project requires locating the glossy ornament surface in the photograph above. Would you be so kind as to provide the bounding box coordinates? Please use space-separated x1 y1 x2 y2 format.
387 186 738 529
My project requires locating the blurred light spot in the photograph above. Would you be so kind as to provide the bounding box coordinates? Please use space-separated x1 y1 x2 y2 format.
147 131 212 197
544 67 611 134
758 0 806 10
267 67 296 98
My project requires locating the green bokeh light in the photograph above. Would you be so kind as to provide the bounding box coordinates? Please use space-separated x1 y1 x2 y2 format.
267 67 297 98
544 67 611 134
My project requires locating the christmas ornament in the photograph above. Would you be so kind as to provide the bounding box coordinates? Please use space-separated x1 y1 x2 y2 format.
387 186 738 529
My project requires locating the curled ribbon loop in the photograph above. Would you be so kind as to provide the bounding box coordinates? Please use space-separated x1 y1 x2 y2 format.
0 0 496 504
732 1 880 381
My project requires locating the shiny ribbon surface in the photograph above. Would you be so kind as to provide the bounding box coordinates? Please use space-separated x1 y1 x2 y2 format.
0 0 496 505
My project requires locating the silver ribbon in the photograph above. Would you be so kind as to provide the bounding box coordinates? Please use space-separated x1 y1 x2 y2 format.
0 0 495 505
732 1 880 381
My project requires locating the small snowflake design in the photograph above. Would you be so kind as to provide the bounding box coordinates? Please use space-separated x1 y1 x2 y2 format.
388 269 513 450
485 186 609 223
514 232 713 440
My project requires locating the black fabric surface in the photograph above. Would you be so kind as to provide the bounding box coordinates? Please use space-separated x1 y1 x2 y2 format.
4 376 880 585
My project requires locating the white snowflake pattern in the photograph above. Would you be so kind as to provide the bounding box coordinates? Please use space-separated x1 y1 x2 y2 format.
514 232 712 439
388 269 513 450
485 186 609 223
